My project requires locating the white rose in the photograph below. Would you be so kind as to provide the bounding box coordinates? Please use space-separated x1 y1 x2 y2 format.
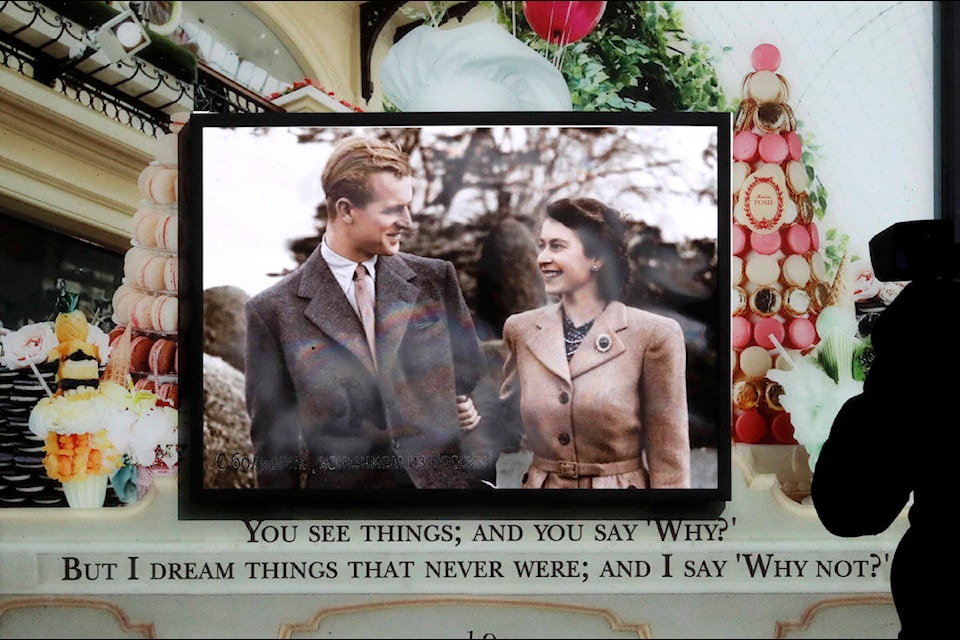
86 325 112 364
0 322 57 369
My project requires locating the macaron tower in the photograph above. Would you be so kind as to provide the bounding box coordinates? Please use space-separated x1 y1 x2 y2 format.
730 44 838 453
110 113 187 418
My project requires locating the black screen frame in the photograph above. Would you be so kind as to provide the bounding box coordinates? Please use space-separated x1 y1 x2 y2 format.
177 109 732 521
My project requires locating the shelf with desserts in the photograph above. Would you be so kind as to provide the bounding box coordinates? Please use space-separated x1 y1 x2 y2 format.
121 278 179 299
106 326 179 410
112 284 178 334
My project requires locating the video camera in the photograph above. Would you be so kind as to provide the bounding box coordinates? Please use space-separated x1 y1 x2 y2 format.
868 219 959 281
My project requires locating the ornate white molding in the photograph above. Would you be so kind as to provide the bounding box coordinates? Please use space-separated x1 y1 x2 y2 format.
0 65 153 252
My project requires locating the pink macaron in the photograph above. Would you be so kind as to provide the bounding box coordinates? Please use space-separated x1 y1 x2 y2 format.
758 133 789 164
786 317 817 350
753 317 786 350
785 131 802 162
749 229 782 255
808 221 820 252
783 225 812 255
733 315 752 350
733 131 759 163
123 247 150 283
751 43 781 72
732 224 748 256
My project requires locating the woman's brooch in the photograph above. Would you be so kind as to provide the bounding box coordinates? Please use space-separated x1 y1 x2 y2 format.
595 333 612 353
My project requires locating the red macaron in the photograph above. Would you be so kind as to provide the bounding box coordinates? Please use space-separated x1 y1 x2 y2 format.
130 336 155 373
149 338 177 376
156 382 178 408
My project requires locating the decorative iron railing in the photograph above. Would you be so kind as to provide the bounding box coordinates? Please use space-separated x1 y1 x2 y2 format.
192 62 283 116
0 0 280 136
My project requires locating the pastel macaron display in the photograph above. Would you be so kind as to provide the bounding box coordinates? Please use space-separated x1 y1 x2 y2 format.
111 113 182 437
729 43 848 448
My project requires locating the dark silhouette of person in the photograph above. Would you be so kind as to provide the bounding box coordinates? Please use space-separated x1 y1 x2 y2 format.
811 221 958 637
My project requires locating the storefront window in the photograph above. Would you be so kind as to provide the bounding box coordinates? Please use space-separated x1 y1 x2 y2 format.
0 212 122 335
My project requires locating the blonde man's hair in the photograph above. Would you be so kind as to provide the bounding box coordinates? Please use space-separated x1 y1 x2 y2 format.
321 135 412 217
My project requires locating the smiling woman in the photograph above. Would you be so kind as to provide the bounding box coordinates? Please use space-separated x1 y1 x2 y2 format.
500 197 691 490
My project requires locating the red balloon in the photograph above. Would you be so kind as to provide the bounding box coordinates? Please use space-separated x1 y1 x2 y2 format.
522 1 607 46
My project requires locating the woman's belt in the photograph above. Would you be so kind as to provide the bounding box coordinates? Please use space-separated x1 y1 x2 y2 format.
532 455 642 479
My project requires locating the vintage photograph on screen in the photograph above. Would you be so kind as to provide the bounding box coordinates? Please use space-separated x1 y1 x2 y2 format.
181 111 731 518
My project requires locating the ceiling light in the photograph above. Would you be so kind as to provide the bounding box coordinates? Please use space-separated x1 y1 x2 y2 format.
88 9 151 64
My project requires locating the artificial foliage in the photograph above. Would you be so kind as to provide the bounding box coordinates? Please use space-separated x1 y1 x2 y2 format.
492 1 732 112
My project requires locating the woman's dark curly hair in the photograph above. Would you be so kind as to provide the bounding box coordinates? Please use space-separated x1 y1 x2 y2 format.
545 197 632 302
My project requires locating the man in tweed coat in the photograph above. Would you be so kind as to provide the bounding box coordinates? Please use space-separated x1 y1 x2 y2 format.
245 135 484 490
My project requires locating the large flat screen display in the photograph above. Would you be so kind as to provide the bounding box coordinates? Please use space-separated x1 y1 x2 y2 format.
179 110 731 519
